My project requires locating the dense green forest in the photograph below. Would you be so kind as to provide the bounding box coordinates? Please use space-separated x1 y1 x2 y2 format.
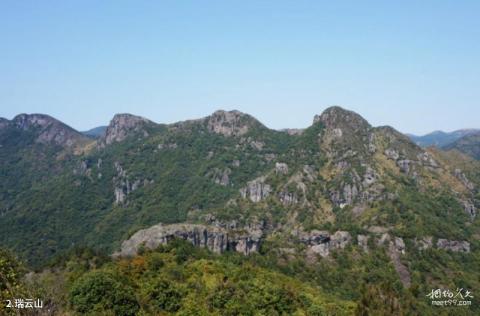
1 107 479 315
1 239 478 315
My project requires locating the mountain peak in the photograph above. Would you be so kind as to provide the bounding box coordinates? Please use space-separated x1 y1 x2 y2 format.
206 109 262 137
313 106 371 131
104 113 153 145
7 113 88 147
12 113 59 130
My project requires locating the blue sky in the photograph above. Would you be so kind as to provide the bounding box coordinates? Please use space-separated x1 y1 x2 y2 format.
0 1 478 135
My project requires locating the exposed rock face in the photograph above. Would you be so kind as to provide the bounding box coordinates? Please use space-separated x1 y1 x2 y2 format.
387 238 411 288
275 162 289 175
314 106 370 132
362 166 377 186
375 233 411 287
315 107 370 160
278 190 298 205
249 140 265 150
397 160 412 174
454 169 475 191
104 114 152 145
158 143 178 150
437 239 470 253
357 235 369 253
331 231 353 250
367 226 389 234
114 223 263 257
377 233 392 246
207 110 258 137
8 114 88 147
113 162 151 204
393 237 406 255
298 230 330 245
384 148 400 161
384 143 441 177
299 230 352 258
281 128 304 136
461 200 476 219
210 168 231 186
415 237 433 250
417 152 438 169
240 177 271 202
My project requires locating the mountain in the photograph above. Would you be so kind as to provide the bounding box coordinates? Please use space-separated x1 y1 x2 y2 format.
443 131 480 160
407 129 480 147
0 113 91 148
82 126 107 138
1 106 479 314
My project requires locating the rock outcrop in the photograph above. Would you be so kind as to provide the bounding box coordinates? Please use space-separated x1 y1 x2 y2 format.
207 110 260 137
7 114 88 147
387 237 411 288
275 162 289 175
357 235 369 253
298 230 352 258
436 239 470 253
114 223 263 257
414 236 433 250
461 200 477 219
103 114 152 145
209 168 231 186
281 128 304 136
240 177 271 202
314 106 371 132
113 162 152 204
278 189 299 205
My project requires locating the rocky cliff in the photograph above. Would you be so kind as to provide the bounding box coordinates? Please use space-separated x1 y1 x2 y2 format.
206 110 263 137
115 223 264 257
103 113 153 145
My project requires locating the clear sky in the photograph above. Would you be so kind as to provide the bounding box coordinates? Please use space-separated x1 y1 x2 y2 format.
0 1 478 135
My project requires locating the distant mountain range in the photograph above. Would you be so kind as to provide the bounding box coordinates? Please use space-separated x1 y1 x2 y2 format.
82 125 107 138
444 132 480 160
407 129 480 148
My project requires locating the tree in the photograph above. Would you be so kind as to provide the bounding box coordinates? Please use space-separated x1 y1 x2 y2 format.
69 270 139 316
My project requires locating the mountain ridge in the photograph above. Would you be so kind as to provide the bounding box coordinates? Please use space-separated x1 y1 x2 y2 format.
443 131 480 160
408 129 480 148
0 106 479 314
0 113 91 148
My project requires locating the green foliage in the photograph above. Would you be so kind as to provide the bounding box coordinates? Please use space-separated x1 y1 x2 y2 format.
54 242 356 315
2 110 480 316
355 283 407 316
69 270 139 316
140 278 184 313
0 248 28 314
